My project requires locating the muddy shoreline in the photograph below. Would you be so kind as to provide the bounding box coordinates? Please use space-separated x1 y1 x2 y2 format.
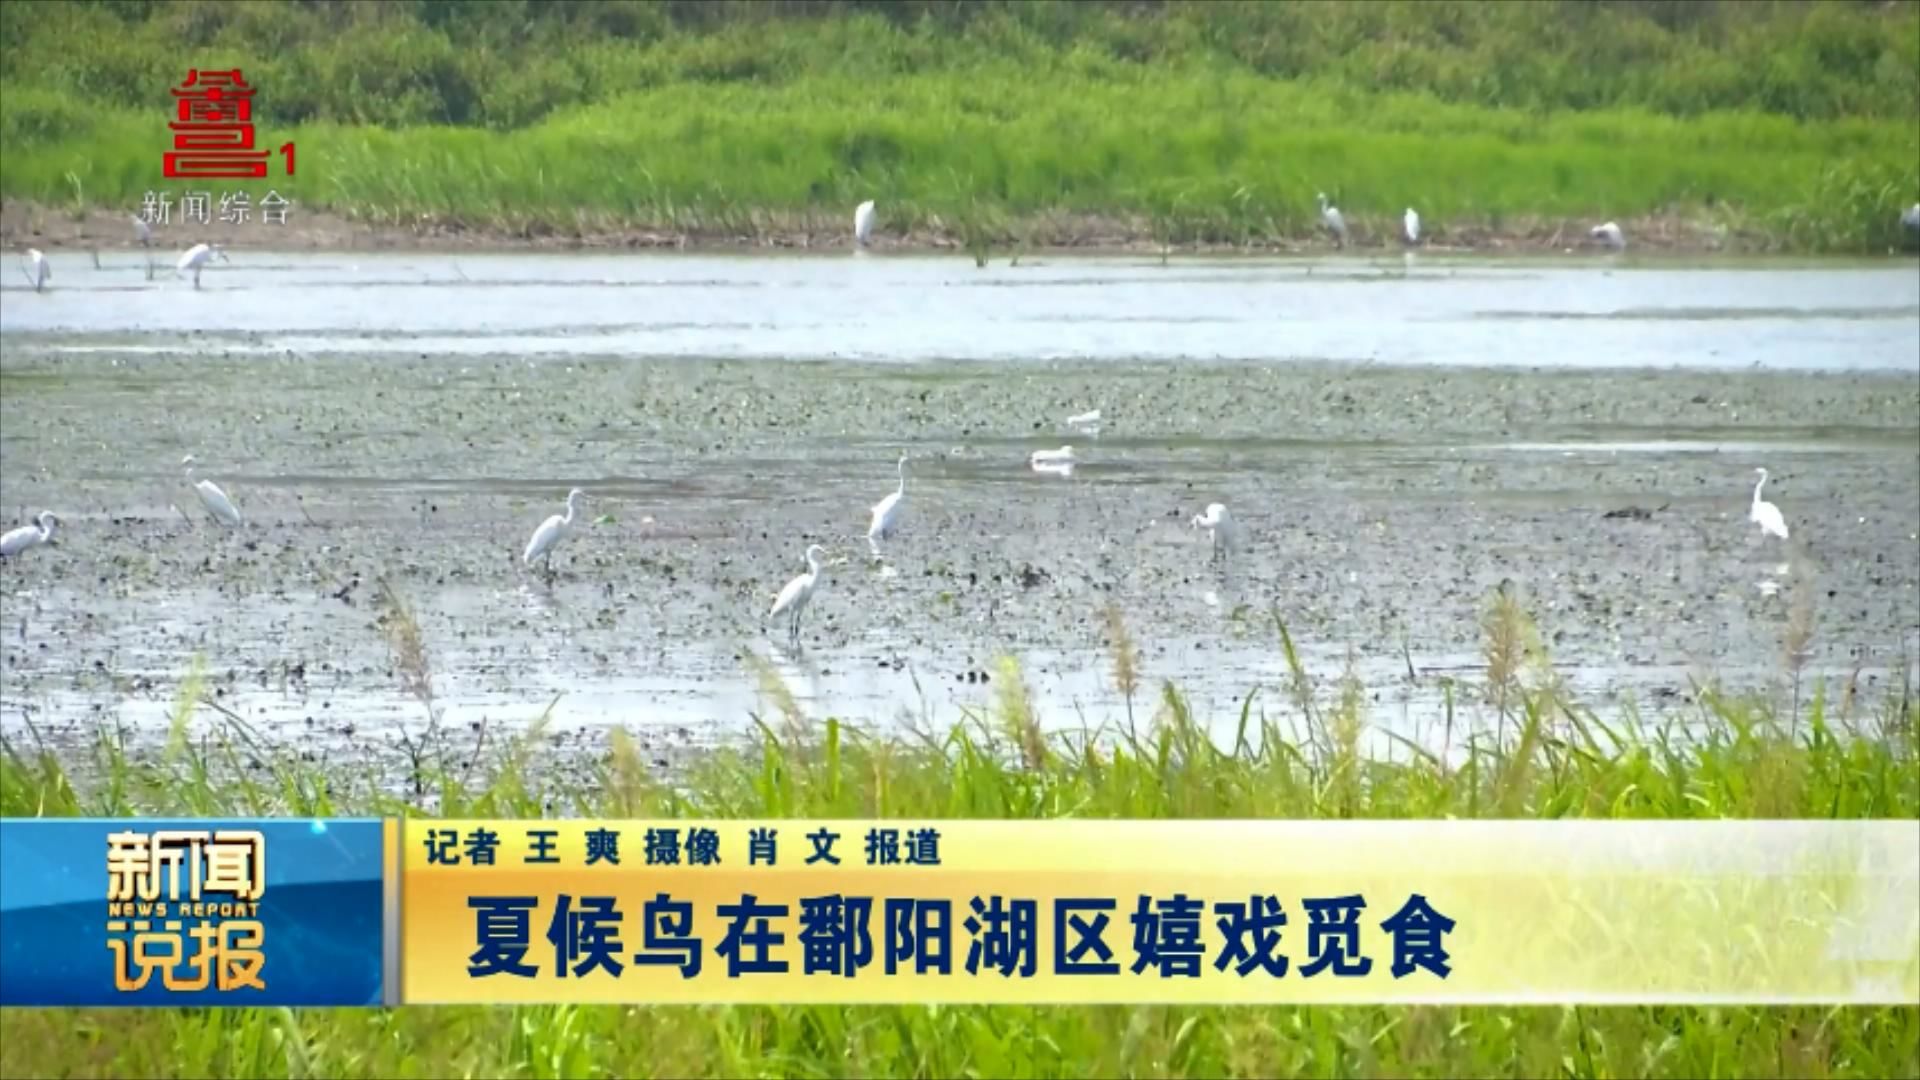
1 200 1887 258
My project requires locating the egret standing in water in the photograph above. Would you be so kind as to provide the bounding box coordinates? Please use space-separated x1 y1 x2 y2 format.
20 248 49 291
867 453 908 557
0 512 58 558
133 215 155 279
182 456 243 528
769 543 828 645
1749 468 1788 541
1317 193 1348 249
1590 222 1626 251
854 200 876 249
176 242 229 289
1403 208 1421 246
523 488 585 580
1030 446 1076 468
1192 503 1234 565
1067 409 1102 438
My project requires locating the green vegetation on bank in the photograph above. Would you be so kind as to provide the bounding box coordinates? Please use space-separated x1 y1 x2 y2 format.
1 2 1916 251
3 595 1918 1078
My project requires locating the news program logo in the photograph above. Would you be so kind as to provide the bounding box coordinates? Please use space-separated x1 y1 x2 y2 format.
105 829 268 993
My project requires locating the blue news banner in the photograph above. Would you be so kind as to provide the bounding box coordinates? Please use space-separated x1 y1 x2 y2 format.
0 819 387 1007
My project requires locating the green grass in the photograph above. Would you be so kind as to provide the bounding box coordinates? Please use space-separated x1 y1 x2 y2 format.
3 600 1917 1079
4 73 1916 253
3 3 1917 252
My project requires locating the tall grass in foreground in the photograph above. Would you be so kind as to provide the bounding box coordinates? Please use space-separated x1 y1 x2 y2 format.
1 599 1916 1078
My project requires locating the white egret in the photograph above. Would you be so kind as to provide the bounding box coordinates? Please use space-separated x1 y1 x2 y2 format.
769 543 828 644
1192 502 1234 564
20 248 49 291
1067 409 1102 437
1030 446 1076 467
523 487 585 578
181 455 243 528
176 242 229 289
1403 208 1421 246
866 454 908 556
1317 193 1348 249
0 512 58 558
854 200 876 248
1749 468 1788 541
1590 222 1626 250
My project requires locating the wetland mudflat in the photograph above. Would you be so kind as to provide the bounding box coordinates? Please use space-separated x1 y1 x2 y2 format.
2 252 1916 778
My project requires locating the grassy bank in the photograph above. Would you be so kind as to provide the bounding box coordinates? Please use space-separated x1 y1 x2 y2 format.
2 3 1916 253
3 598 1918 1079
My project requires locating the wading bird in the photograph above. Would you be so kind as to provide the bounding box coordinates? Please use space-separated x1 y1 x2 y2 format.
0 512 58 558
854 200 876 248
20 248 49 292
1749 468 1788 541
523 488 585 580
1030 446 1076 468
1067 409 1102 437
1192 502 1234 565
769 543 828 645
1403 208 1421 246
1590 222 1626 251
176 242 229 289
132 215 152 247
867 454 908 557
182 456 243 528
1317 193 1348 249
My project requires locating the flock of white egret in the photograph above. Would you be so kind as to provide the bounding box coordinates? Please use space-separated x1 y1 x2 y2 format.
2 197 1811 649
1 421 1799 650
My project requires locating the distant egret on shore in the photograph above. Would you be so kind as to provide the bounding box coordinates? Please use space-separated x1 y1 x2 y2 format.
854 200 876 248
1067 409 1102 437
182 455 243 528
1030 446 1076 469
20 248 49 291
769 543 828 645
1317 193 1348 249
867 453 908 556
1749 468 1788 541
1590 222 1626 250
1192 502 1234 565
176 242 229 289
1403 208 1421 246
0 512 58 558
524 487 585 579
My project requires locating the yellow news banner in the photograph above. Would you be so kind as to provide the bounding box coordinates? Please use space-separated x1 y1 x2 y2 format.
396 820 1920 1005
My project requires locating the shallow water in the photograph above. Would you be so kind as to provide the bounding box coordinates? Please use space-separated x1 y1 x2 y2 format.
5 250 1918 371
3 251 1917 771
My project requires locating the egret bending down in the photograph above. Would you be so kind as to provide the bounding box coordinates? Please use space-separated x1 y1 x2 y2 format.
182 456 243 528
854 200 877 248
1 512 58 558
769 543 828 645
21 248 49 292
1192 503 1234 565
1590 222 1626 251
1317 193 1348 249
1403 208 1421 246
176 242 229 289
867 454 908 556
1749 468 1788 541
523 488 585 579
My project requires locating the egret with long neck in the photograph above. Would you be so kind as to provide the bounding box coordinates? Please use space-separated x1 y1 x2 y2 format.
867 454 908 556
1749 468 1788 540
523 487 585 581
